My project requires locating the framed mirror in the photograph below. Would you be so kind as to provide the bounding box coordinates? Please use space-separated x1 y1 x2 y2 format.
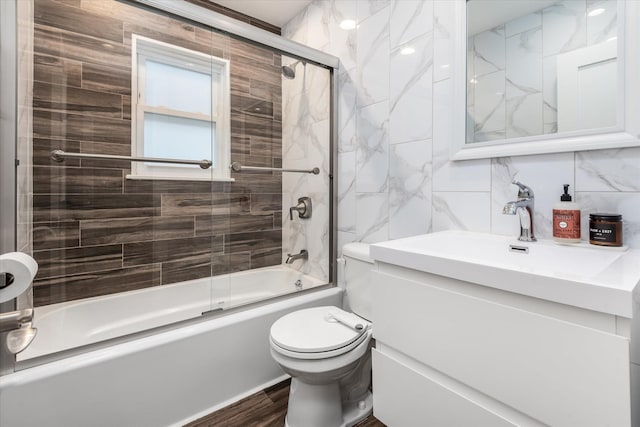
452 0 640 160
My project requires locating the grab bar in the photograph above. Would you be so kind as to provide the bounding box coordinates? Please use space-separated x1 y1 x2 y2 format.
50 150 213 169
230 161 320 175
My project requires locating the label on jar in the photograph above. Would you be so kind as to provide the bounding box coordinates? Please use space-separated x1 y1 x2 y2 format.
590 222 617 243
553 209 580 239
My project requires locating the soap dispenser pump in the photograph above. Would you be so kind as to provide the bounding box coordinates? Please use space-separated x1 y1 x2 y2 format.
552 184 581 244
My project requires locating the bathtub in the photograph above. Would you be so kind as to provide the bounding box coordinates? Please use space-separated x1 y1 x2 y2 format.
0 266 342 427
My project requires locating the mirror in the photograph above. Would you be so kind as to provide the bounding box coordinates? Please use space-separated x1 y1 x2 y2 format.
452 0 640 160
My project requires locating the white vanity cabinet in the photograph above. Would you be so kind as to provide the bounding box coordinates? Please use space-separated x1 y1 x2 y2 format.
370 231 640 427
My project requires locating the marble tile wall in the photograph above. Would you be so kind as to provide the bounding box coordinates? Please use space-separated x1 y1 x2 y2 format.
30 0 284 306
467 0 617 142
281 59 331 282
283 0 640 253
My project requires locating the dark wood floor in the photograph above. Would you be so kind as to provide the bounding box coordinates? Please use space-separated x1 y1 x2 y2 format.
184 379 386 427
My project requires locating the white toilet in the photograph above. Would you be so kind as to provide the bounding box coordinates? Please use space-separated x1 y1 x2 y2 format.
270 243 374 427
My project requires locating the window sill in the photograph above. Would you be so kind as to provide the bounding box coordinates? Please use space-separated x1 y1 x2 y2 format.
125 174 235 182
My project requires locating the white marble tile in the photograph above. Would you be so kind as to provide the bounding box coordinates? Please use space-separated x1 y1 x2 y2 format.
432 78 491 192
356 101 389 192
434 0 454 82
473 70 506 136
577 192 640 248
586 0 617 45
305 189 331 281
325 0 358 71
506 92 543 139
432 192 491 232
490 153 575 240
576 148 640 191
282 90 311 162
543 56 558 129
472 26 505 77
304 63 331 123
389 32 433 144
390 0 433 49
505 11 542 37
282 5 308 44
338 151 357 232
357 0 390 22
506 26 542 93
356 192 389 243
357 6 390 107
303 1 330 51
543 0 587 57
338 69 358 153
389 139 432 239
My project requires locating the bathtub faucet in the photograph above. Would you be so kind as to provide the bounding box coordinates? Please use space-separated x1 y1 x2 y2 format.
286 249 308 264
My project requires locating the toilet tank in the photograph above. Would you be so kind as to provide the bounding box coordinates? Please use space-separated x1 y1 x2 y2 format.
342 242 374 321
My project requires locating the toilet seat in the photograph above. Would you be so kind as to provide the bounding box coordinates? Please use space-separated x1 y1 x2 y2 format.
270 306 371 360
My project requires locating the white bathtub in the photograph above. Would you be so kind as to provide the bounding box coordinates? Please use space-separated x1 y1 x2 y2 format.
0 266 341 427
19 265 325 360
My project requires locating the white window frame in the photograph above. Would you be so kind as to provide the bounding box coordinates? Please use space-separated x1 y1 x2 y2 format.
129 35 231 181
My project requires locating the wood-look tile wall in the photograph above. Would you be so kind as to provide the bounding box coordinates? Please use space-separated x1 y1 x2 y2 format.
32 0 283 306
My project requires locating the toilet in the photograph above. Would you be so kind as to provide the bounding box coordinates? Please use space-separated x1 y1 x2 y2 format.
270 243 374 427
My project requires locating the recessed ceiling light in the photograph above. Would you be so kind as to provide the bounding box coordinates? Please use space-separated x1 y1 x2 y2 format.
588 8 605 17
400 46 415 56
340 19 357 30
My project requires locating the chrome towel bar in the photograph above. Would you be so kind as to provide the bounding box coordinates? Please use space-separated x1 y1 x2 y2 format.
230 161 320 175
50 150 213 169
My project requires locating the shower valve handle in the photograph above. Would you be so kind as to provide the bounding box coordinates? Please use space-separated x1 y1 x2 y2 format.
289 197 312 220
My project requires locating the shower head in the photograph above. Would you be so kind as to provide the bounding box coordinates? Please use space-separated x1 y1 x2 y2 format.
282 60 302 79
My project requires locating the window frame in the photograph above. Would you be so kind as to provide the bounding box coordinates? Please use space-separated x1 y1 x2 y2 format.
130 35 231 181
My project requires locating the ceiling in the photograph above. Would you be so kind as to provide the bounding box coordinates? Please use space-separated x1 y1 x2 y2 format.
212 0 313 28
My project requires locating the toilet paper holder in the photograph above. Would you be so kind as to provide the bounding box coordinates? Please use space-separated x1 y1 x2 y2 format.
0 308 33 333
0 308 37 354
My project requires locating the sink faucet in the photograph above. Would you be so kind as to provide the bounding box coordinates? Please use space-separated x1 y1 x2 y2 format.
286 249 308 264
503 180 536 242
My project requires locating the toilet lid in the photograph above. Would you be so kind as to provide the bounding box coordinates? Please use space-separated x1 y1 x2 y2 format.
270 306 369 353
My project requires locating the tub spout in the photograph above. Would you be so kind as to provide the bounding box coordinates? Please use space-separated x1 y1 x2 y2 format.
286 250 308 264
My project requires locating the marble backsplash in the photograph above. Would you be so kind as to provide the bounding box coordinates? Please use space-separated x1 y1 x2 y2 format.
283 0 640 250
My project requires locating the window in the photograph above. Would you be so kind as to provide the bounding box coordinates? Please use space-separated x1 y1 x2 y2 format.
130 35 231 181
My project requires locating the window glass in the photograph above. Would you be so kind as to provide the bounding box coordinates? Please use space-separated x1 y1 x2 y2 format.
143 112 215 166
145 60 212 115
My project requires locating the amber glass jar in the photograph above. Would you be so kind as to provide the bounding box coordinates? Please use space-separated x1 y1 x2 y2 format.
589 213 623 247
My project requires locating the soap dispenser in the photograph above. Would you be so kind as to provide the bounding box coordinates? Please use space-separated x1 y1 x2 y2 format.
552 184 581 244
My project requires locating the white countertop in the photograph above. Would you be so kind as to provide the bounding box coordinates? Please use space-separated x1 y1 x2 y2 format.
370 230 640 318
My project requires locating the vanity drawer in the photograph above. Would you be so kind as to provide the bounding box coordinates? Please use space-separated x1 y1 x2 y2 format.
372 271 631 426
372 349 516 427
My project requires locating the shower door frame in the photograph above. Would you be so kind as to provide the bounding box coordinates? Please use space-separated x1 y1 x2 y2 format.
0 0 18 376
0 0 340 374
133 0 341 285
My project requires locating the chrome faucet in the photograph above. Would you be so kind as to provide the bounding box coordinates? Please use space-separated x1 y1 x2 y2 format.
286 249 308 264
503 180 537 242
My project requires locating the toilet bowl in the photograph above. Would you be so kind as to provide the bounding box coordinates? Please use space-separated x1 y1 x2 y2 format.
269 243 374 427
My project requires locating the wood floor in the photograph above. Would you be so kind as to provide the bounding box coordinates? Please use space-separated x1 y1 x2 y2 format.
184 379 386 427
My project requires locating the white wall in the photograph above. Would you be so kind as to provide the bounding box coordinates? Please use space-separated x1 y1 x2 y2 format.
283 0 640 249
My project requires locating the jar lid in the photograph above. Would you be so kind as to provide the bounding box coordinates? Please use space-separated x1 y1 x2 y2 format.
589 213 622 221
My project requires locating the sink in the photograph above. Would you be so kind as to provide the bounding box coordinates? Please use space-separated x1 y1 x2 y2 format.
370 230 640 317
